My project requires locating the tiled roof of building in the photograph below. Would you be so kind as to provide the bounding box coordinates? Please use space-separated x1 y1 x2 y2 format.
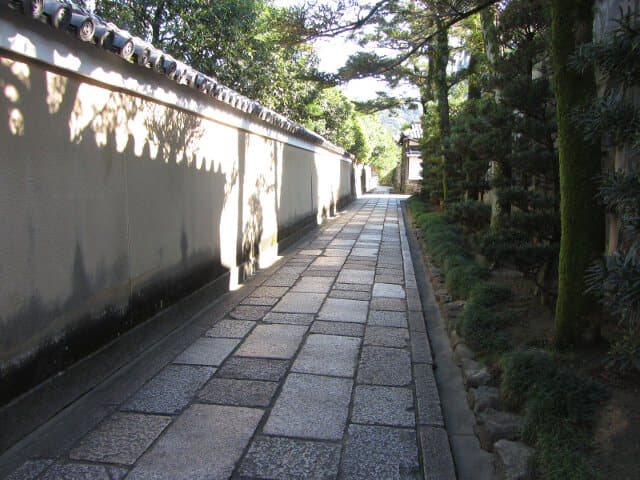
404 122 423 141
4 0 338 148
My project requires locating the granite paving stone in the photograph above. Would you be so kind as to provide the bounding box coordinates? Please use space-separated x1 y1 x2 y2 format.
352 385 415 427
337 269 375 285
215 357 290 381
240 296 279 306
198 378 278 407
272 292 326 313
410 330 433 364
370 297 407 311
364 326 410 348
229 305 270 320
375 276 405 286
205 319 255 338
328 289 371 301
292 334 361 377
333 282 371 292
310 256 346 268
107 466 129 479
173 337 240 366
289 258 314 265
377 262 403 269
376 268 404 276
263 373 352 440
277 266 307 275
368 310 408 328
6 460 53 480
122 365 215 414
340 425 420 480
40 463 114 480
69 412 171 465
414 365 444 427
323 248 350 257
262 274 298 287
351 248 379 258
235 324 307 359
359 234 382 241
239 436 341 480
357 243 380 249
317 298 369 323
300 269 338 277
250 286 289 298
330 239 355 246
128 404 262 480
292 276 334 293
263 312 315 325
419 427 457 480
299 249 323 256
408 311 426 332
372 283 406 298
406 288 423 311
343 263 376 270
310 320 365 337
357 346 412 386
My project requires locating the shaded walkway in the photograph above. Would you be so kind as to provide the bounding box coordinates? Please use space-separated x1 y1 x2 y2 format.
2 193 457 480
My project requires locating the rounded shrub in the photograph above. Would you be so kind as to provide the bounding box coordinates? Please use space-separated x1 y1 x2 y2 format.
457 302 510 354
469 283 512 306
445 263 490 299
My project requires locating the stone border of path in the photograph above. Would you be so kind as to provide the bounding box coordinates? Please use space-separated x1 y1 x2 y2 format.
401 202 495 480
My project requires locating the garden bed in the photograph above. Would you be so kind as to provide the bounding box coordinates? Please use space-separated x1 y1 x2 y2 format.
407 196 640 480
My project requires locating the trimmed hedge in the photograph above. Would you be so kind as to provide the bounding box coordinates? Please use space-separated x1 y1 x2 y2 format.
456 301 510 354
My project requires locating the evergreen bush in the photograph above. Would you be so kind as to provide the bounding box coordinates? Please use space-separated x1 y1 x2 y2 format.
469 282 512 306
572 11 640 371
456 301 510 353
500 351 608 480
446 200 491 232
445 263 490 299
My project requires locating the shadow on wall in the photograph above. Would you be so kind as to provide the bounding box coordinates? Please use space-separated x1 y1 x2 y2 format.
235 131 273 281
0 57 229 405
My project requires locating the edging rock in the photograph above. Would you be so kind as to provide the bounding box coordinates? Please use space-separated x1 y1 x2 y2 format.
461 358 490 388
474 409 525 452
493 439 536 480
454 343 475 364
468 386 500 414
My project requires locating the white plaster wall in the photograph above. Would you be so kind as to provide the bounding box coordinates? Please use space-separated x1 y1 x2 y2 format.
408 155 422 180
0 9 357 398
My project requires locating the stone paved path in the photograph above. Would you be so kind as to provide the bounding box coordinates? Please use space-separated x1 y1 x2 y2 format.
4 193 456 480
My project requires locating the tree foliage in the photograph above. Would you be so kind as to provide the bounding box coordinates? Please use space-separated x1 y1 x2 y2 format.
302 88 399 175
578 11 640 369
89 0 332 114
